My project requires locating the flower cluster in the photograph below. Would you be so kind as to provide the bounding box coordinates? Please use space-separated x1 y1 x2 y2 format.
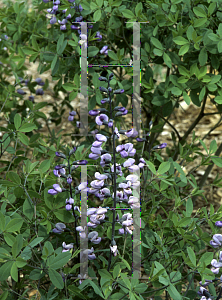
16 76 46 101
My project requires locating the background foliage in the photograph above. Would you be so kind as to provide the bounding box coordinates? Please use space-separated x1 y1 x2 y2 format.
1 0 222 299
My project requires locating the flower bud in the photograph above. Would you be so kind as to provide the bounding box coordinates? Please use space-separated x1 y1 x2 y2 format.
55 152 67 159
109 72 114 80
113 89 124 94
99 87 108 93
69 147 77 156
98 76 107 81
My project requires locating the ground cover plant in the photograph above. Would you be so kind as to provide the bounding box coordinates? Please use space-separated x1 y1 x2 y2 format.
1 0 222 299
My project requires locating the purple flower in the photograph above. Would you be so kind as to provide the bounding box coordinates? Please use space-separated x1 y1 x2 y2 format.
138 158 146 168
88 25 93 29
89 109 100 116
125 128 138 138
35 78 45 86
108 119 113 128
76 160 88 165
55 151 66 158
100 153 112 167
83 247 96 260
210 234 222 248
113 89 124 94
17 89 26 95
88 231 101 244
53 168 65 177
110 245 118 256
53 5 59 11
68 111 76 121
96 114 109 126
52 223 66 234
67 175 72 184
48 184 63 195
66 14 72 19
75 16 83 22
100 45 109 54
58 19 68 25
76 226 86 239
71 25 79 30
62 242 74 252
50 16 57 24
36 88 44 95
60 25 66 30
96 133 107 142
95 31 102 41
29 95 34 102
153 143 167 150
215 221 222 227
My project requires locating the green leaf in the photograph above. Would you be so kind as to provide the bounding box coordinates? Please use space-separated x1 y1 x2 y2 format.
108 51 118 61
199 47 208 66
18 132 29 146
29 269 45 280
11 263 18 282
194 18 207 27
119 256 131 270
209 140 217 154
16 257 27 268
214 96 222 104
57 34 64 53
93 9 101 22
68 286 88 299
21 237 44 260
167 283 182 300
54 209 76 223
120 273 131 290
12 234 23 258
163 52 172 68
135 2 143 16
88 46 99 57
63 83 77 92
48 268 64 289
23 198 34 220
51 54 58 73
47 252 71 269
14 114 21 130
199 86 206 101
193 7 207 17
79 279 105 298
5 218 23 232
96 0 103 7
122 9 135 18
39 160 51 173
187 247 196 266
0 261 14 281
157 162 170 174
218 40 222 53
113 264 121 279
186 198 193 217
151 37 163 50
211 157 222 168
8 172 21 185
177 217 191 227
208 33 220 42
179 44 189 55
171 87 182 96
19 123 37 132
173 36 189 45
178 66 190 77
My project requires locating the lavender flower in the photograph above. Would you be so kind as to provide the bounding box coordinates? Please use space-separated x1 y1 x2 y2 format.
62 242 74 252
125 128 138 138
88 231 101 244
153 143 167 150
52 223 66 234
210 234 222 248
48 184 63 195
215 221 222 227
100 45 110 55
110 245 118 256
17 89 26 95
96 114 109 126
36 88 44 95
68 111 76 121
